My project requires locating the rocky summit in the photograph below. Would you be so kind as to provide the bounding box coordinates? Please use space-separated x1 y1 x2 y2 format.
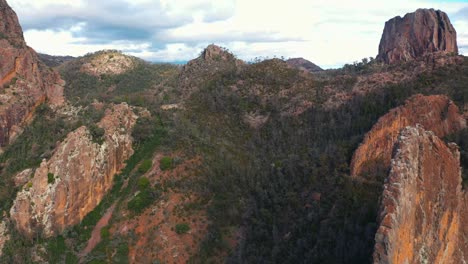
377 9 458 64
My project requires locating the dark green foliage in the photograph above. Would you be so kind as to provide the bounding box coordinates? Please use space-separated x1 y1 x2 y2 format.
89 124 105 144
127 188 156 214
159 156 173 171
138 159 152 174
175 223 190 234
445 128 468 188
47 172 55 184
181 57 468 263
132 116 156 144
100 226 110 240
137 176 150 190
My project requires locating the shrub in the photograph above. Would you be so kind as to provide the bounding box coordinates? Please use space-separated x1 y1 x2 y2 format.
100 226 110 239
127 189 154 214
137 177 150 190
175 223 190 234
138 159 152 174
159 156 173 171
89 124 105 144
47 173 55 184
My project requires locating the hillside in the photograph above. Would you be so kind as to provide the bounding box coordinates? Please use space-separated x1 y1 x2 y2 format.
0 2 466 264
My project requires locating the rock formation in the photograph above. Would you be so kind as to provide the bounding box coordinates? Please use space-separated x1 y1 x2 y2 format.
286 58 323 72
373 126 467 263
179 44 244 98
81 51 135 76
0 0 64 150
10 103 137 238
350 94 466 177
377 9 458 64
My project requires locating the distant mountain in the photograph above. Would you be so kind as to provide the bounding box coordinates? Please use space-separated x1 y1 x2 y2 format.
286 57 323 72
38 53 76 67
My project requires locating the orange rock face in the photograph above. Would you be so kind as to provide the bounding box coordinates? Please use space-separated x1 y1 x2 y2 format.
350 94 466 177
377 9 458 64
0 0 64 150
10 103 137 238
373 126 466 264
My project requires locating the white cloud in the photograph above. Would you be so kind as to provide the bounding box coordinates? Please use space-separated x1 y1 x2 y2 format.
9 0 468 68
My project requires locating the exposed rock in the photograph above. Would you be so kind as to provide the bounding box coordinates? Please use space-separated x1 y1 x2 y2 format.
373 126 466 263
81 51 135 76
0 0 65 151
286 58 323 72
13 168 32 187
244 112 270 129
0 220 10 256
179 44 244 98
10 103 137 238
350 94 466 177
377 9 458 64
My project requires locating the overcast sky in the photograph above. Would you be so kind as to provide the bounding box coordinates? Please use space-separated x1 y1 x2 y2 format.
7 0 468 68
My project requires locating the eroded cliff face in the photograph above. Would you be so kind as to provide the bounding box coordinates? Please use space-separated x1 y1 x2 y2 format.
350 94 466 177
10 103 137 238
0 0 64 150
377 9 458 64
373 126 466 264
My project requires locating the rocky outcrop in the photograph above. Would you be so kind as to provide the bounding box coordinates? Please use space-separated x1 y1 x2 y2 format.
81 51 135 76
286 58 323 72
377 9 458 64
0 0 64 151
10 103 137 238
373 126 466 263
350 94 466 177
179 44 244 98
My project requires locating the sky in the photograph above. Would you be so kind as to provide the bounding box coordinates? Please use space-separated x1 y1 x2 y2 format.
7 0 468 69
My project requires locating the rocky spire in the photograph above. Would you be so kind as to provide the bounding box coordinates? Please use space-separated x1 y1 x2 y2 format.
377 9 458 64
0 0 25 47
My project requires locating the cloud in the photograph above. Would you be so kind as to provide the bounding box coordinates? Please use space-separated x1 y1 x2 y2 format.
8 0 468 68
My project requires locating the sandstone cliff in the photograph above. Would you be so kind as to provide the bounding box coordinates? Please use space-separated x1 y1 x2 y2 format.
350 94 466 177
0 0 64 150
10 103 137 238
373 126 466 263
377 9 458 64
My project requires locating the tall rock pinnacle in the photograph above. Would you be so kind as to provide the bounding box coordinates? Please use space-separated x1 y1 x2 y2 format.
0 0 64 150
377 9 458 64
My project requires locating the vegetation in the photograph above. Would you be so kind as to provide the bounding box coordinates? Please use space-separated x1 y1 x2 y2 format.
159 156 173 171
175 223 190 234
138 159 152 174
100 226 110 240
47 173 55 184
